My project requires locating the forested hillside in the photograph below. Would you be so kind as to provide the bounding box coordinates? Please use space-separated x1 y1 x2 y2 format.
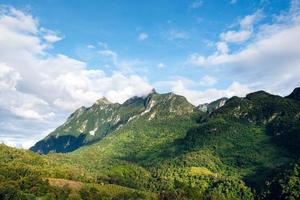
1 88 300 199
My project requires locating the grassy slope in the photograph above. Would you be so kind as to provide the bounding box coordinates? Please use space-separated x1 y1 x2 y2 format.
0 144 157 199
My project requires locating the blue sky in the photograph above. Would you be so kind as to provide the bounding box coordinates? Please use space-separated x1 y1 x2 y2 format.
1 0 291 87
0 0 300 148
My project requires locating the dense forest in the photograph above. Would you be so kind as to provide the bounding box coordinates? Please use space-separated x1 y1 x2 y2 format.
1 88 300 199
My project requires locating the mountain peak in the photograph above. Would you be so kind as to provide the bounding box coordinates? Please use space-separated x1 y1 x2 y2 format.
197 97 228 113
286 87 300 101
96 97 112 105
246 90 271 100
150 88 157 94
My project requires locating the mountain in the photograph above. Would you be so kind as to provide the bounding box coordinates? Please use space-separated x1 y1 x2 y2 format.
286 87 300 101
48 88 300 199
183 90 300 188
197 97 228 113
30 90 199 154
11 87 300 199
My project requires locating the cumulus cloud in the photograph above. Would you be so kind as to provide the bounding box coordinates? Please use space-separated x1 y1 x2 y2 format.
188 11 263 66
41 28 63 43
220 30 252 43
0 63 21 90
0 6 152 148
199 75 218 87
188 2 300 94
220 10 263 44
240 11 263 29
216 42 229 54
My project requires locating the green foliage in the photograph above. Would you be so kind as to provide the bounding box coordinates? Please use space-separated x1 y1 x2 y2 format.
80 187 110 200
3 88 300 199
0 144 157 199
260 162 300 200
206 179 254 200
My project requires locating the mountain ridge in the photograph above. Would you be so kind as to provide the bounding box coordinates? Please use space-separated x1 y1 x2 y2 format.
2 87 300 199
31 88 300 154
31 90 208 154
286 87 300 101
48 86 300 199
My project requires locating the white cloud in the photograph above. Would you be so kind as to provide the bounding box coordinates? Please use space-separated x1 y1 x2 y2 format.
156 78 251 105
0 63 21 90
0 63 54 121
216 42 229 54
42 29 63 43
240 11 263 29
191 0 203 9
189 11 263 66
220 11 263 44
188 3 300 94
0 90 55 121
43 33 62 43
98 49 118 64
10 103 54 120
138 32 148 41
0 6 38 34
96 46 147 74
0 124 54 149
0 6 153 148
220 30 252 43
200 75 218 87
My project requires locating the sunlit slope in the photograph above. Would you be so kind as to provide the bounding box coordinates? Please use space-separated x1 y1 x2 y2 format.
59 92 200 185
182 90 300 187
27 87 300 199
0 144 158 199
54 88 300 199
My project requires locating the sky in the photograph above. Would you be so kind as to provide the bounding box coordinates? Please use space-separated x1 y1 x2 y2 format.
0 0 300 148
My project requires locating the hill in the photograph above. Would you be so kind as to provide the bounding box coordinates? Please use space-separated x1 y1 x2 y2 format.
50 88 300 199
0 144 157 199
3 87 300 199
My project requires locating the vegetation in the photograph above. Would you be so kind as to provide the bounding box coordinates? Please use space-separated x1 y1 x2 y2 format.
260 161 300 200
0 144 156 199
2 88 300 199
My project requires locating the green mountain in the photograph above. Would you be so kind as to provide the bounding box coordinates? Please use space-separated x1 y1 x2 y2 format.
183 90 300 187
31 90 228 154
31 90 160 153
197 97 228 113
2 88 300 199
286 87 300 101
53 89 298 199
